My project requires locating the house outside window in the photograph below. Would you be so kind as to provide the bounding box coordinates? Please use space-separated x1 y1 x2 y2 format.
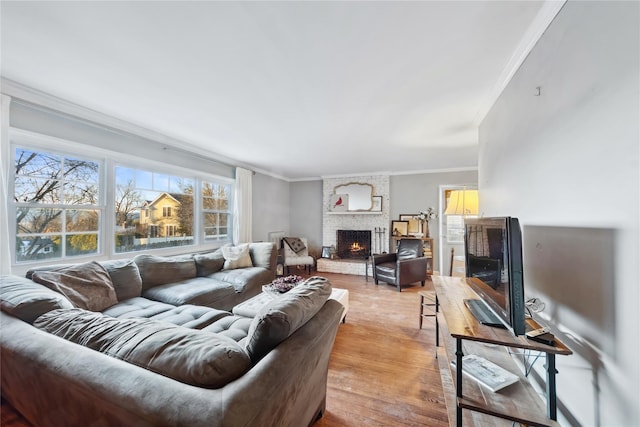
115 167 194 253
13 148 101 262
10 135 234 266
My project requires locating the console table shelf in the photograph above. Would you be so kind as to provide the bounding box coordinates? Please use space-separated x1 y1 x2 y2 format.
433 276 572 427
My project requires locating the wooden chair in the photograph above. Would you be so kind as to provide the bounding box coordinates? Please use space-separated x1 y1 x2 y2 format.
419 248 465 349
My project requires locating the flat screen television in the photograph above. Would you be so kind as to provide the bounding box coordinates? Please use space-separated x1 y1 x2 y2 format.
463 217 526 336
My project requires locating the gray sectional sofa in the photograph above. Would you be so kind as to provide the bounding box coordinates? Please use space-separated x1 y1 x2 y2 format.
0 242 343 427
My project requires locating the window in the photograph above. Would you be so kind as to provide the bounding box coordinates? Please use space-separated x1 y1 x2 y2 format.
202 181 232 240
10 137 234 265
115 166 194 253
13 148 101 261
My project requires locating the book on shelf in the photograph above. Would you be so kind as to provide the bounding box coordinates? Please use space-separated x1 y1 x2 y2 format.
451 354 519 392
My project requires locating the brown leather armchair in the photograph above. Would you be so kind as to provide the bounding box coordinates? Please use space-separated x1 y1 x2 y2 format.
372 239 428 292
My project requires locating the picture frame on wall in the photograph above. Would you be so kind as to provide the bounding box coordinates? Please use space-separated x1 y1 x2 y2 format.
371 196 382 212
391 220 409 237
329 194 349 212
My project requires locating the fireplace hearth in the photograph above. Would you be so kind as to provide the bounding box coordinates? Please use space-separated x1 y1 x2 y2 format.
336 230 371 259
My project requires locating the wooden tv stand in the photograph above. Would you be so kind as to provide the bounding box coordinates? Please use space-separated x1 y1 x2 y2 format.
433 276 572 427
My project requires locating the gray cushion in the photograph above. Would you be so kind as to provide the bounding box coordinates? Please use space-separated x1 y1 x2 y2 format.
193 249 225 276
203 315 253 343
100 259 142 300
26 260 142 301
208 267 274 293
142 277 237 307
133 254 196 290
0 275 74 323
31 261 119 312
245 276 332 363
249 242 275 269
34 308 251 388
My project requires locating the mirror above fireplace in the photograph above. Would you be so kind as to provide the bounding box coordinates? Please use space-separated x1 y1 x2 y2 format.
333 182 374 211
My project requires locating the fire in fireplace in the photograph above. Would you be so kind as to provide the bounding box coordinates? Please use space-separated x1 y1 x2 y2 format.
336 230 372 259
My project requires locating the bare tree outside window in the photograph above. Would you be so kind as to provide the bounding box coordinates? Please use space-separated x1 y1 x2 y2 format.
14 149 100 261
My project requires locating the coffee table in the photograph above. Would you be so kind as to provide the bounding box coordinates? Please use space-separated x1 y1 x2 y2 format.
233 287 349 323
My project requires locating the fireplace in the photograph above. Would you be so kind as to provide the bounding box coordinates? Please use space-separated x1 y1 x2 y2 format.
336 230 371 259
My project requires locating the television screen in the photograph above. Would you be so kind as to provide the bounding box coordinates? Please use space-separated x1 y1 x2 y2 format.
464 217 526 335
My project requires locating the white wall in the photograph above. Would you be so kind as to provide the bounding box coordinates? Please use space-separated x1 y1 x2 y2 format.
290 180 323 256
479 1 639 425
391 170 477 269
252 172 290 243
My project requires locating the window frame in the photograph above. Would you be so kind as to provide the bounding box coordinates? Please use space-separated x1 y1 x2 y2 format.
9 128 235 267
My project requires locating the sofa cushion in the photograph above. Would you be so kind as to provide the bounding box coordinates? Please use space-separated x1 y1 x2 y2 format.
222 244 253 270
31 261 119 312
203 315 253 344
0 275 75 323
208 267 273 293
245 276 332 363
26 260 142 301
102 297 177 318
133 254 196 291
100 259 142 300
34 308 251 388
142 277 237 308
104 298 234 329
193 249 225 276
249 242 275 269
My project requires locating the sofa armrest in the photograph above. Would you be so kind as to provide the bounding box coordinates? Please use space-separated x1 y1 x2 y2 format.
215 300 343 426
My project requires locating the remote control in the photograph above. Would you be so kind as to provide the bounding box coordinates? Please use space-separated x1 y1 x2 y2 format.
526 326 550 338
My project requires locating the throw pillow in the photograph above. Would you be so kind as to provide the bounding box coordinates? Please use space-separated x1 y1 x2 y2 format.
222 244 253 270
31 261 118 312
101 259 142 300
34 308 251 388
0 275 75 323
193 249 225 276
244 276 331 363
284 237 306 254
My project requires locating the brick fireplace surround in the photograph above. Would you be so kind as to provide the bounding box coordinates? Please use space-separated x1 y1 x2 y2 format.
318 175 390 277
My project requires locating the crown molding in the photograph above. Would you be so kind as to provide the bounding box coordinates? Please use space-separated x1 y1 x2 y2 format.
1 78 255 173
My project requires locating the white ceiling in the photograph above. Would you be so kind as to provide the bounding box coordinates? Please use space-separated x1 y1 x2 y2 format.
1 1 561 180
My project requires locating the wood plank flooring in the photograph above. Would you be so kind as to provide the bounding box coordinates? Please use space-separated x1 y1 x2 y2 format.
1 272 448 427
313 272 448 427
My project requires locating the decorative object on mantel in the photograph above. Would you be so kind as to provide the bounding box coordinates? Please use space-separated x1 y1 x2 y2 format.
414 208 438 238
263 275 304 296
371 196 382 212
329 194 349 212
333 182 374 211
